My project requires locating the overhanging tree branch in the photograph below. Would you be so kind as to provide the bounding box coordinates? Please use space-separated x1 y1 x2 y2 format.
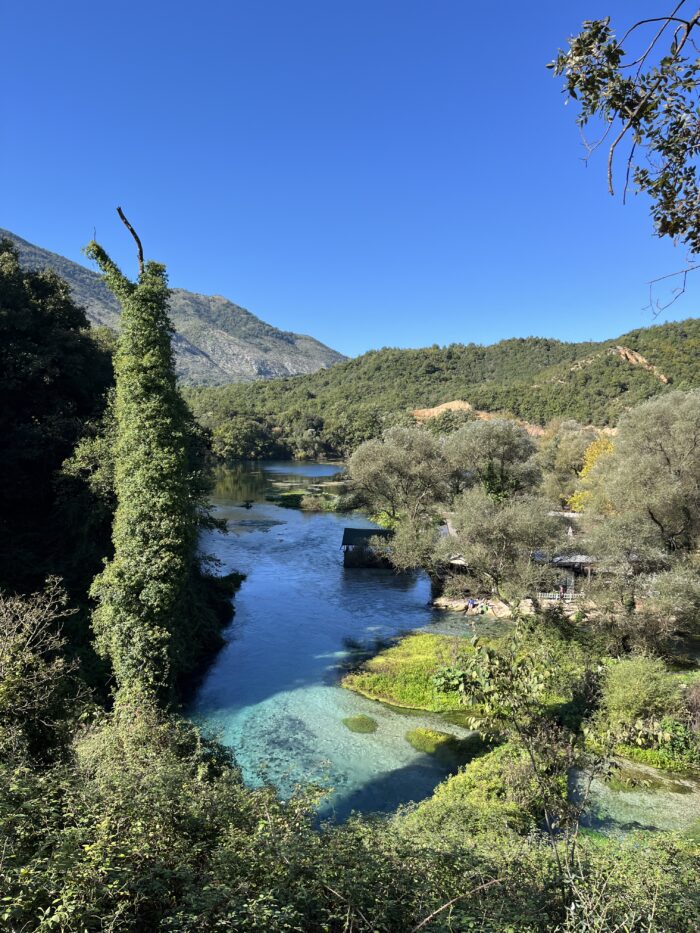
606 9 700 196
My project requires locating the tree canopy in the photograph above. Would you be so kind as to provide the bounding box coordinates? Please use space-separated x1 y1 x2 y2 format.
552 5 700 307
0 239 113 594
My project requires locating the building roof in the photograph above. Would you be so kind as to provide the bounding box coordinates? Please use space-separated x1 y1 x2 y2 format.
552 554 595 567
341 528 393 547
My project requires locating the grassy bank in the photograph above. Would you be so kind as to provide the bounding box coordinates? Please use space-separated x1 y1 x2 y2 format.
341 632 469 711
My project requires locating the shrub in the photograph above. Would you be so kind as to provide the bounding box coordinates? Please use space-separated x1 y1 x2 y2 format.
599 656 679 731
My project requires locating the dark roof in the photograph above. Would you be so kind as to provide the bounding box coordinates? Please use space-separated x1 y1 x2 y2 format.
342 528 393 547
552 554 595 567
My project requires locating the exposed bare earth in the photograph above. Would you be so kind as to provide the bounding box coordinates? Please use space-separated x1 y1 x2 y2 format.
412 400 546 436
568 346 670 384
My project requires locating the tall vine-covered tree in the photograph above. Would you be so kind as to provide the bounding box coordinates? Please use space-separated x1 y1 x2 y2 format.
85 212 199 697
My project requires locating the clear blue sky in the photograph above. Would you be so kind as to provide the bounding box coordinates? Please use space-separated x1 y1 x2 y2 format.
3 1 697 356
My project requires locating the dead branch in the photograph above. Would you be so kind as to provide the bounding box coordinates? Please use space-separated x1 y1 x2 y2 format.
645 260 700 318
409 879 501 933
116 206 145 276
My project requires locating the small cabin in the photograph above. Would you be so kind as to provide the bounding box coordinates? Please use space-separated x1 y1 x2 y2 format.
341 528 393 568
552 553 595 583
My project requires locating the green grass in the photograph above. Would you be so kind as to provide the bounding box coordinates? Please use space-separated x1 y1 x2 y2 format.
342 715 378 734
614 743 700 774
404 728 486 766
397 743 538 839
299 493 346 512
405 728 459 754
341 633 469 711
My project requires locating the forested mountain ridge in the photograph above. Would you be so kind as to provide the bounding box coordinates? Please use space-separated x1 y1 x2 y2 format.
185 318 700 458
1 228 345 385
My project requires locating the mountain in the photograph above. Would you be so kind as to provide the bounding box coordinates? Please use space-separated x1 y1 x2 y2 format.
184 318 700 457
1 229 345 385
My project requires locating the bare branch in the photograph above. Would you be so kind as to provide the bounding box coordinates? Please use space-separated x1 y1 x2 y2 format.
622 141 637 204
615 2 693 55
643 260 700 318
116 206 145 276
409 879 501 933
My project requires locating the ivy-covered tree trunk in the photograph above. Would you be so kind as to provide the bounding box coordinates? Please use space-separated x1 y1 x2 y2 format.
85 231 197 698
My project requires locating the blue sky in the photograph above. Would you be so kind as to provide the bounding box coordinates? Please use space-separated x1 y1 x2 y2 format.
3 1 697 357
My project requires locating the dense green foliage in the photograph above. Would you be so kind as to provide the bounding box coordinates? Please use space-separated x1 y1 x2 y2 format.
0 240 113 596
83 240 234 698
2 237 700 930
342 391 700 798
186 318 700 459
84 243 199 696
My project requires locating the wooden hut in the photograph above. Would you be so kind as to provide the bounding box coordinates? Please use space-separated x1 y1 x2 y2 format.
341 528 393 567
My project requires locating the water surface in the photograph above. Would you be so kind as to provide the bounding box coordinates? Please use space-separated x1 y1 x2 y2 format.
192 462 473 819
193 462 700 832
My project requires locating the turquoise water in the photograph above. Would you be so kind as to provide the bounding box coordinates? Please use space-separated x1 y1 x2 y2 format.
191 462 476 820
576 763 700 838
192 462 700 832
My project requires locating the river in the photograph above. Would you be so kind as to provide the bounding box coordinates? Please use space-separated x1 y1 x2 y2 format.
191 461 477 820
191 462 700 834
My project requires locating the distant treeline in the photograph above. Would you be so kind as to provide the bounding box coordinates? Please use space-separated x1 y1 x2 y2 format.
184 319 700 460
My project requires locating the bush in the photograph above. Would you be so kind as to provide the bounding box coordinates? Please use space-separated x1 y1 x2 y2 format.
599 656 679 731
398 742 540 839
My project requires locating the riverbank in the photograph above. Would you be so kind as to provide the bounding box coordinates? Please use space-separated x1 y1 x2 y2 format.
193 461 488 819
341 632 470 712
342 624 700 836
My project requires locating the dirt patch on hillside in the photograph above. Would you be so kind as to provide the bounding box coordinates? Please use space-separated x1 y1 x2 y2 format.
412 400 545 437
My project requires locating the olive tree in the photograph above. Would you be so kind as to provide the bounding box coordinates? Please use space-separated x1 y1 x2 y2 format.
348 425 451 522
586 390 700 552
443 419 540 499
575 391 700 647
538 421 599 507
446 488 566 607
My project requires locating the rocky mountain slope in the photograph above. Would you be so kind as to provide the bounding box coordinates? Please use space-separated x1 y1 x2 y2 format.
1 229 345 385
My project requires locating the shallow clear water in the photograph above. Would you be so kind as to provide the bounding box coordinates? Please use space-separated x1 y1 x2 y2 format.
576 762 700 838
191 462 476 820
192 462 700 832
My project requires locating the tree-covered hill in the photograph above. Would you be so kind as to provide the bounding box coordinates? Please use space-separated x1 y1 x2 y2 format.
185 318 700 458
1 228 345 385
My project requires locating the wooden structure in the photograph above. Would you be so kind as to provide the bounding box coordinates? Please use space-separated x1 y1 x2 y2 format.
341 528 393 568
552 553 595 585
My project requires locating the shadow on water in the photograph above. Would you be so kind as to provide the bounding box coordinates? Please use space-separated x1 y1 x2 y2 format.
333 634 404 679
321 733 490 822
339 565 423 595
570 768 700 837
320 756 450 822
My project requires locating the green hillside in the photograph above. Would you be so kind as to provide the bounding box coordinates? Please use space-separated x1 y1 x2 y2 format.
185 318 700 458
